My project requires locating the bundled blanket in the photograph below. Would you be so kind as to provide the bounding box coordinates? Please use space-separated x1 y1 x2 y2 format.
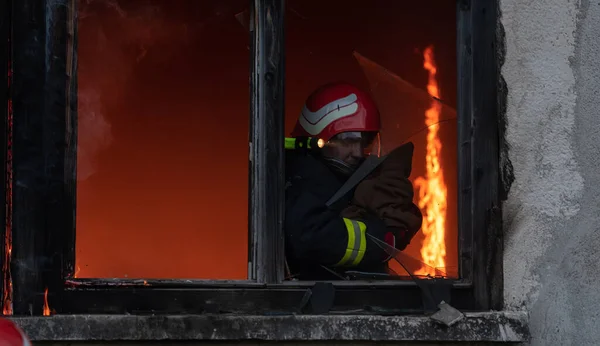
341 142 423 250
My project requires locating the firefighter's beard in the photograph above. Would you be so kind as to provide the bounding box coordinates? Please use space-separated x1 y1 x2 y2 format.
320 141 365 178
322 156 363 178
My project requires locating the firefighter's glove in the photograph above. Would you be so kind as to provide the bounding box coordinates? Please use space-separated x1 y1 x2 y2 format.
381 227 410 263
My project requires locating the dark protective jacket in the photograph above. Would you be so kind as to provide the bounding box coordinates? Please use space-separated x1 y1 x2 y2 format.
284 151 392 280
341 142 423 251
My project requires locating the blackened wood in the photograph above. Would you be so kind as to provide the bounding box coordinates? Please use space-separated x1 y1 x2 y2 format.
456 0 502 311
61 0 78 283
0 0 9 314
249 0 286 283
64 278 263 289
456 0 474 283
57 286 478 315
10 0 46 316
470 0 502 311
64 277 469 289
11 0 76 315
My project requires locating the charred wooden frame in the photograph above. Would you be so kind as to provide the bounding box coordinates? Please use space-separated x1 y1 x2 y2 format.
2 0 501 315
459 0 503 310
9 0 78 315
249 0 286 284
0 0 9 316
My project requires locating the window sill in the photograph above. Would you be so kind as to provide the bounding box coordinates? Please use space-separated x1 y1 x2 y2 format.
11 311 529 343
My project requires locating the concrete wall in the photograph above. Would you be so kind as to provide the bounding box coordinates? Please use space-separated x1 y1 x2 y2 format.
501 0 600 345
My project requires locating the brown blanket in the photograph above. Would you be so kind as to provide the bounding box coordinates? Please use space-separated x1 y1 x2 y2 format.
340 142 423 250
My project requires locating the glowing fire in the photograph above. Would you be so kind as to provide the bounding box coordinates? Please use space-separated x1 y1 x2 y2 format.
414 45 447 276
43 288 51 316
1 278 11 315
2 241 12 315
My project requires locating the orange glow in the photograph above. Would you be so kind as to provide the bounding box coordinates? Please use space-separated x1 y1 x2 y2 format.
73 0 457 280
414 45 447 276
43 288 51 316
75 0 249 279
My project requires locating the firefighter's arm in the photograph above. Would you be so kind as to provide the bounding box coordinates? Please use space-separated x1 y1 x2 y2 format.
285 186 388 268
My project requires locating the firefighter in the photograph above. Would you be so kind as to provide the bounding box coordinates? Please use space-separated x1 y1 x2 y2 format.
285 82 401 280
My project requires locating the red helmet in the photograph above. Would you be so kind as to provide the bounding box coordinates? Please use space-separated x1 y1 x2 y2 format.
0 318 31 346
291 82 380 141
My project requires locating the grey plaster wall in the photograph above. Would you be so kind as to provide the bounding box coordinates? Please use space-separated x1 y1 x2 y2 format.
501 0 600 345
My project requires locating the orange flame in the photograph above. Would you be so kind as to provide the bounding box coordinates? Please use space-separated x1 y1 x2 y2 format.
2 241 12 315
414 45 447 276
43 288 51 316
1 279 12 315
74 266 81 278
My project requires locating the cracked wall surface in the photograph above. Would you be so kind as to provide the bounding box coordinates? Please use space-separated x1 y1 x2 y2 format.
501 0 600 345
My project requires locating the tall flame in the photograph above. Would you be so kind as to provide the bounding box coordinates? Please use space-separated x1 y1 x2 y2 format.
43 288 51 316
414 45 447 276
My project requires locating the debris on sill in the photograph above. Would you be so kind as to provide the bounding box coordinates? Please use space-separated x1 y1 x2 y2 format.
429 301 465 327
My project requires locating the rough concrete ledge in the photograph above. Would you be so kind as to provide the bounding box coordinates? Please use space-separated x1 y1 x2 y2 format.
10 312 529 343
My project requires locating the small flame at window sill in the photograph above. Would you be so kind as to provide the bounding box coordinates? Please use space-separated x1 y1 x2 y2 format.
43 288 51 316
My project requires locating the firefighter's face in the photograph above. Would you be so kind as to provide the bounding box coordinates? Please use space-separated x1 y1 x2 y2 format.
323 139 364 165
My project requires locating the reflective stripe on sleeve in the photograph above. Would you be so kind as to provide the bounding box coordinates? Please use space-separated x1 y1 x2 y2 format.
334 218 367 267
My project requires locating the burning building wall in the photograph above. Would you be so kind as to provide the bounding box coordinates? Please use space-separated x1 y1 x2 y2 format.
76 0 457 279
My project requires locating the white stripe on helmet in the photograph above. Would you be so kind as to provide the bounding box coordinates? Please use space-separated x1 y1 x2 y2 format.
299 93 358 136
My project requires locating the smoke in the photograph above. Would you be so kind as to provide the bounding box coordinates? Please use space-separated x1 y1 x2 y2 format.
76 0 203 181
77 91 112 181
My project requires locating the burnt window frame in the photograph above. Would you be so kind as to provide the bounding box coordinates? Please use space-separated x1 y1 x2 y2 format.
0 0 501 316
0 0 9 316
